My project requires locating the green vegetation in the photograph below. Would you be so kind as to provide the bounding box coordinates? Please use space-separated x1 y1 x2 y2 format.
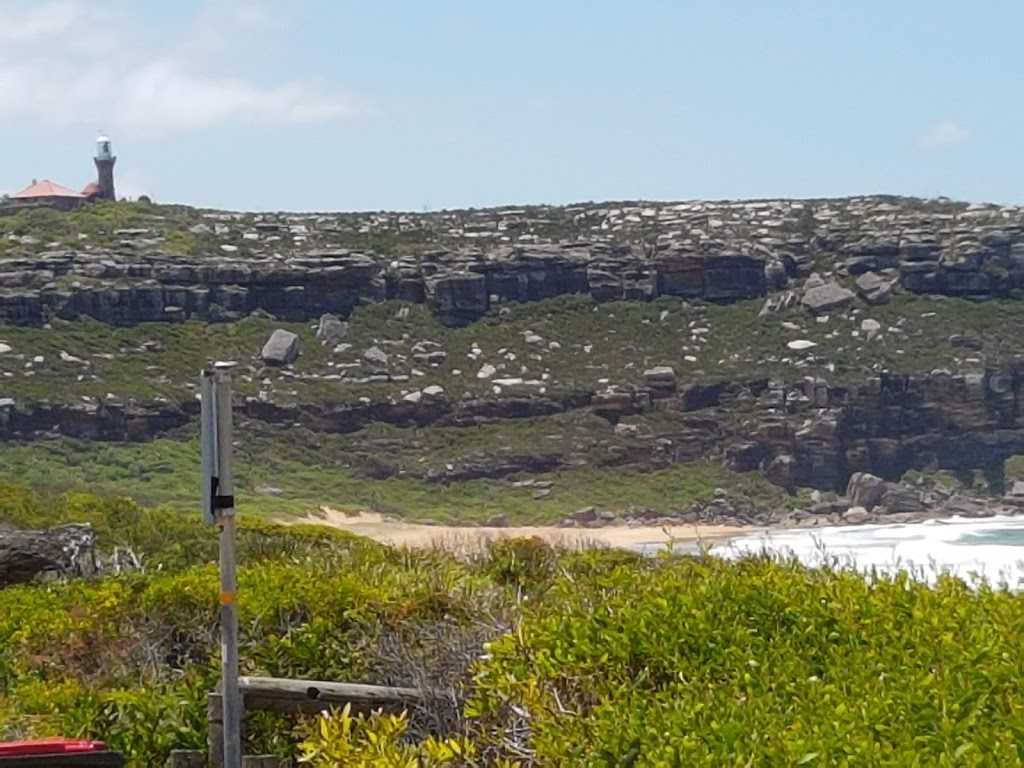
0 430 792 522
3 484 1024 766
6 195 1024 763
0 201 211 257
0 292 1017 408
0 199 571 258
2 289 1013 524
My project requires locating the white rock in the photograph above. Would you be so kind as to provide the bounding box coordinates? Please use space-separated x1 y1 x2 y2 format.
861 318 882 341
0 343 11 354
477 363 497 379
787 339 818 351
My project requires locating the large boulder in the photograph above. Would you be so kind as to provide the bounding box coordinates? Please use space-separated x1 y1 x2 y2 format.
0 523 99 586
841 506 870 524
801 280 856 315
846 472 886 511
643 366 677 392
855 272 896 306
261 329 301 366
316 314 349 346
880 486 927 514
362 346 390 367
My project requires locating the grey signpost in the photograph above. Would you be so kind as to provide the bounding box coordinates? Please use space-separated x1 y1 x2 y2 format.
201 362 241 768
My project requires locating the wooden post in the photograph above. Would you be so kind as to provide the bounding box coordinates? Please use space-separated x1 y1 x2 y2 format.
168 750 206 768
207 692 224 768
241 758 281 768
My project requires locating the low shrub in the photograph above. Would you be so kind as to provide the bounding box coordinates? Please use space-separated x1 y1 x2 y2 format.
6 484 1024 765
297 705 479 767
468 555 1024 766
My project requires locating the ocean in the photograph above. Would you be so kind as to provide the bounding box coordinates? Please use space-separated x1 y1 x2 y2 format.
632 515 1024 590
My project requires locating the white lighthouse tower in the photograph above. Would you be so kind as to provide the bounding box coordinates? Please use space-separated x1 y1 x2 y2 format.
94 134 116 201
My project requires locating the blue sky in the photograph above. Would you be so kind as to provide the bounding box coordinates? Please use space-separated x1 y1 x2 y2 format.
0 0 1020 212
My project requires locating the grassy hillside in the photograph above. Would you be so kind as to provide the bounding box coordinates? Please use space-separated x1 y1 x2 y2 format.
2 485 1024 766
0 430 795 523
2 292 1020 406
1 288 1019 523
5 196 1024 525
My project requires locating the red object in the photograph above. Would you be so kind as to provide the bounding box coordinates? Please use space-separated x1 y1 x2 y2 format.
9 179 85 200
0 740 106 757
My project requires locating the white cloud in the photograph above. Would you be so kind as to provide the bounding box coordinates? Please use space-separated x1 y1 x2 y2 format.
0 0 364 138
915 120 969 152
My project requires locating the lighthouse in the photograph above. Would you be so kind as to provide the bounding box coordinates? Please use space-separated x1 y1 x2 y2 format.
93 134 116 201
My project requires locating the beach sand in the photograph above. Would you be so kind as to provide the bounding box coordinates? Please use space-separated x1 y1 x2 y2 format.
283 507 758 553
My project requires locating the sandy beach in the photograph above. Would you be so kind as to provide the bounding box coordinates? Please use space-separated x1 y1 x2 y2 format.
284 507 758 553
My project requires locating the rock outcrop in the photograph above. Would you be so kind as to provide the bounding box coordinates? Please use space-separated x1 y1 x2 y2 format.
7 195 1024 512
7 362 1024 496
0 246 769 328
2 196 1024 329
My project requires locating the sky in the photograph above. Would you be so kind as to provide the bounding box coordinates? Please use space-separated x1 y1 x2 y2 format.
0 0 1022 213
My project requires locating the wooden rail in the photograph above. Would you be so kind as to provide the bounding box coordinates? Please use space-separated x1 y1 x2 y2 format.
236 675 429 716
204 676 438 767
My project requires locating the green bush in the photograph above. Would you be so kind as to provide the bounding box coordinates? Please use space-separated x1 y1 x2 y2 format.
0 484 512 765
297 705 479 767
468 555 1024 766
5 483 1024 766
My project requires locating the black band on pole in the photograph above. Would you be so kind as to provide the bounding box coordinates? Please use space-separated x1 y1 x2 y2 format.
210 477 235 511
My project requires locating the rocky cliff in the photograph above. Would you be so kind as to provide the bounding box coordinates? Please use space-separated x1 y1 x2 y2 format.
2 196 1023 328
4 194 1024 518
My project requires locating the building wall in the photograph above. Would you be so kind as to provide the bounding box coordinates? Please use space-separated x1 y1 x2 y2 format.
1 197 85 214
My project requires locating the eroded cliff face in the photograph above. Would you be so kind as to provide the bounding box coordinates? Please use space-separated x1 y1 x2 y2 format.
2 196 1024 328
5 365 1024 495
5 195 1024 501
0 247 770 327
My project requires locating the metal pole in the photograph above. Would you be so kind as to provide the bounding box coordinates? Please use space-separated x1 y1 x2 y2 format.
202 365 241 768
214 368 241 768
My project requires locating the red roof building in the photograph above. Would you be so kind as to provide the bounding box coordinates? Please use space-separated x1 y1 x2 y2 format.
8 179 85 211
4 135 119 212
10 179 84 200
